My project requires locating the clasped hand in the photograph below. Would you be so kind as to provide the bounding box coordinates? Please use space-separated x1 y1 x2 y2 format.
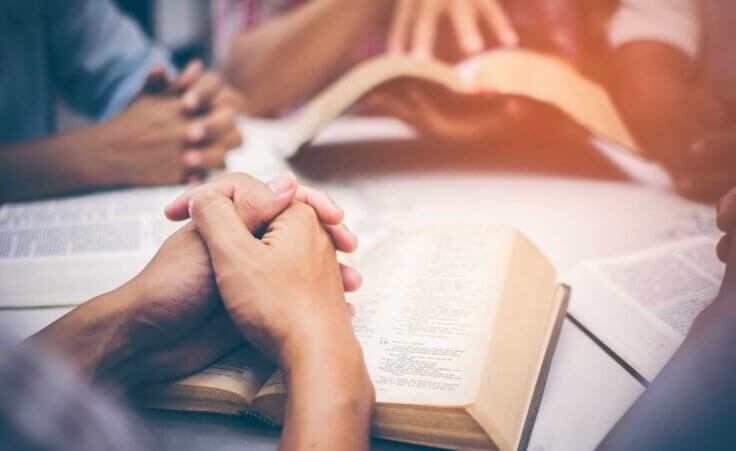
30 172 362 386
101 60 245 186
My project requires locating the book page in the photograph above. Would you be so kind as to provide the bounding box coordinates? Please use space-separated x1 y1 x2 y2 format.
253 370 286 398
348 226 511 406
469 49 638 152
172 346 276 405
277 56 462 156
566 236 722 382
0 186 184 307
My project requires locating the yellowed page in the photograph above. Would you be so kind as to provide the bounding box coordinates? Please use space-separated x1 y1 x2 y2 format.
281 56 462 155
468 49 638 152
170 346 276 404
348 226 516 407
254 370 286 398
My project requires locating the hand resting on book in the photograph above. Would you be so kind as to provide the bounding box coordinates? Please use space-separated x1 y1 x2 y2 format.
188 185 374 451
27 172 361 386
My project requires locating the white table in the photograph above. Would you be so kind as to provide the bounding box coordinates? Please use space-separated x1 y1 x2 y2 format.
0 118 717 450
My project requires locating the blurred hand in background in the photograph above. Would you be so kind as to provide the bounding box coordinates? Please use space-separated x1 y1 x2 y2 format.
138 59 246 183
386 0 518 60
679 87 736 200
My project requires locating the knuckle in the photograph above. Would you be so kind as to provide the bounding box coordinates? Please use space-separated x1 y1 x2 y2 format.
190 190 226 218
236 192 267 217
234 186 273 223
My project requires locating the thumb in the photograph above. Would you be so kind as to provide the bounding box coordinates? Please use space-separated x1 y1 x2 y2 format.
188 190 262 262
166 171 298 233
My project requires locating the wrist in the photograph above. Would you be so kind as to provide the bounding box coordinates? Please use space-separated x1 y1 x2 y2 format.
282 325 374 411
80 118 132 187
53 120 130 189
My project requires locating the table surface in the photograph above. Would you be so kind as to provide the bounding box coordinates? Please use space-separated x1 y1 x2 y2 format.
0 118 718 451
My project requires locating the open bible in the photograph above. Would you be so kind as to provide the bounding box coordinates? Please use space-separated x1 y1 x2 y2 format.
263 48 638 157
135 226 569 450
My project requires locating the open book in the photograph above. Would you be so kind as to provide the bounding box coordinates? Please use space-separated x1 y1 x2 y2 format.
0 186 184 308
135 226 569 450
264 48 638 157
566 236 723 383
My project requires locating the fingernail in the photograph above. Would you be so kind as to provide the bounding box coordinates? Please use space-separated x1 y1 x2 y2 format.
411 49 431 61
184 151 203 167
267 171 293 195
183 92 199 109
188 123 206 142
501 32 519 47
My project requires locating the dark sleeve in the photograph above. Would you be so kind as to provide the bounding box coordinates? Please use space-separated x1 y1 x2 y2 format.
597 259 736 450
0 336 151 451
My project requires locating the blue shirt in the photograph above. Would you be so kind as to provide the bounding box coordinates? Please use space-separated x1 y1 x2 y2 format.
0 0 173 145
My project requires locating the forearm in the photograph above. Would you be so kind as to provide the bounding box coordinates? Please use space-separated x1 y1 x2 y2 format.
0 125 118 202
25 284 138 386
280 335 374 451
609 41 702 167
224 0 391 116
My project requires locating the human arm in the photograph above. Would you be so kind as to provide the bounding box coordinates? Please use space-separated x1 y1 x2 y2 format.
0 335 151 451
0 92 242 202
188 191 373 451
31 173 360 386
222 0 391 116
26 172 360 386
606 0 733 199
609 41 726 193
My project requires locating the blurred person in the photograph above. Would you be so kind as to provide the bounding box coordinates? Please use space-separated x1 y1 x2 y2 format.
597 187 736 450
0 0 244 202
0 171 372 450
379 0 736 203
211 0 517 117
212 0 390 117
607 0 729 200
658 0 736 200
361 1 615 149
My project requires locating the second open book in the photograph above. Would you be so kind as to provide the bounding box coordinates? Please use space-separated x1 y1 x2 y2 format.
136 226 568 450
264 48 639 157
